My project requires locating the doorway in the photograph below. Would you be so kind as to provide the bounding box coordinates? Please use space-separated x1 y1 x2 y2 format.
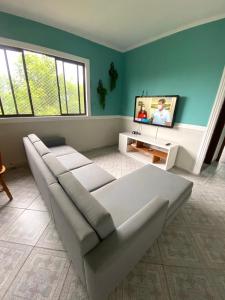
193 66 225 174
215 129 225 163
204 97 225 164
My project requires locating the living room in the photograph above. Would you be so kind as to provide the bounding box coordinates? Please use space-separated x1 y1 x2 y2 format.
0 1 225 299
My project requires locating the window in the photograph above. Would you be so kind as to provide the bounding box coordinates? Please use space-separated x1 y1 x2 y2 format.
0 45 86 117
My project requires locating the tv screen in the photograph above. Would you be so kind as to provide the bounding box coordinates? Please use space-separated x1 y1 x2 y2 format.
134 95 179 128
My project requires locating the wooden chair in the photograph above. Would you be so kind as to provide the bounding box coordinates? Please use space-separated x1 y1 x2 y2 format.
0 153 13 201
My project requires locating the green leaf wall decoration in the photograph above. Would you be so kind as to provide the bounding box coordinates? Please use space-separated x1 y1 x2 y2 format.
97 80 107 109
109 62 118 91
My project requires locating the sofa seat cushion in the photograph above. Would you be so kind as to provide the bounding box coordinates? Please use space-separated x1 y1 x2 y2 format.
49 145 77 157
57 152 92 170
71 164 115 192
92 165 193 227
58 172 115 239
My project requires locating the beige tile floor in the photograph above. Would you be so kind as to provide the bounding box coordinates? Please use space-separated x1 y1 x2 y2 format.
0 146 224 299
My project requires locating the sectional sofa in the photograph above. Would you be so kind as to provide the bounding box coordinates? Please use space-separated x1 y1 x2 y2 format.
23 134 193 300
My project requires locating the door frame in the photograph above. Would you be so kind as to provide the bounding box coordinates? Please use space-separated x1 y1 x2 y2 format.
193 66 225 174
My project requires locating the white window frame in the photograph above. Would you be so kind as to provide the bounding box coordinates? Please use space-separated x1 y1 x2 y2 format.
0 37 91 121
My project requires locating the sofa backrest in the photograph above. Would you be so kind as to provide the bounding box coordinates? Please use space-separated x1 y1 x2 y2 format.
28 133 40 143
43 153 67 177
58 171 115 239
24 134 101 258
49 182 100 284
33 140 51 157
23 137 57 217
43 151 115 239
26 133 116 240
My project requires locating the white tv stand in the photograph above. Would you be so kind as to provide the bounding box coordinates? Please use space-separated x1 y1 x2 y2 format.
119 132 179 170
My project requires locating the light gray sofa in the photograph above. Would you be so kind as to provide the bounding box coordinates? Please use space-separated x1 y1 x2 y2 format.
23 134 193 300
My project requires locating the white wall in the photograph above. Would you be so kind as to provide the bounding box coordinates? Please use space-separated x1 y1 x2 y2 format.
120 117 206 173
0 116 122 168
0 115 206 173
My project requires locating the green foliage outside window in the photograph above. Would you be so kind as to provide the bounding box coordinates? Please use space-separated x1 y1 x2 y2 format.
0 47 86 117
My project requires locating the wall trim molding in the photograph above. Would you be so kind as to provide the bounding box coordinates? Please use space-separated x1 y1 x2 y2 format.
120 115 206 131
193 66 225 174
124 13 225 52
0 114 206 131
0 115 121 124
174 123 206 131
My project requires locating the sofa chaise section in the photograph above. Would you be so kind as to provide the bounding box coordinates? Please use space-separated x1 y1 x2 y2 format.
84 196 168 300
47 167 169 300
92 164 193 227
41 147 170 299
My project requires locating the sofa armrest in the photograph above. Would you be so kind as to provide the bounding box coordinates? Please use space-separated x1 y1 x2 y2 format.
84 196 169 300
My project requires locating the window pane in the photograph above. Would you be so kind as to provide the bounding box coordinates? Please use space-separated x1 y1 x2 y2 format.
6 50 32 115
56 60 67 114
0 100 3 115
64 62 80 114
0 45 87 118
0 49 16 115
24 51 60 116
78 65 86 114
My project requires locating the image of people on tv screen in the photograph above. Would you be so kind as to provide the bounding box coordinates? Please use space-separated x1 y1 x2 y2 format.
135 97 174 127
137 104 148 123
151 98 171 127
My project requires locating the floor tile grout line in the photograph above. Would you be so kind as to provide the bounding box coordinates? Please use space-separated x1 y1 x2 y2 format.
34 245 66 253
0 209 50 246
1 243 35 299
25 192 44 211
0 208 26 240
33 218 51 248
2 244 69 299
162 264 173 300
26 208 48 212
131 258 225 272
58 261 73 300
0 237 66 252
157 225 216 270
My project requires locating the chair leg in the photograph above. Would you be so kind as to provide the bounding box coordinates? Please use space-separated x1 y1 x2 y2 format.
0 175 13 201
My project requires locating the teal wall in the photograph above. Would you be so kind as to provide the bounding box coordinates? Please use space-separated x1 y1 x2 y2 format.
123 18 225 126
0 12 225 125
0 12 123 116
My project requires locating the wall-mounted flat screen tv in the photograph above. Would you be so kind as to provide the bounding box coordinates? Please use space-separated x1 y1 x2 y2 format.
134 95 179 128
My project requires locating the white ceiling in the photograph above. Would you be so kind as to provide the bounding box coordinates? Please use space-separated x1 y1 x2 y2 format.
0 0 225 52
